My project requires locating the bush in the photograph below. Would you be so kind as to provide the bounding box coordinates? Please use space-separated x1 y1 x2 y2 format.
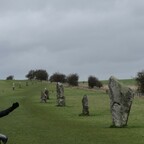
35 69 48 81
6 75 14 80
135 70 144 93
67 73 79 86
88 75 102 88
49 72 66 83
25 70 35 80
26 69 48 81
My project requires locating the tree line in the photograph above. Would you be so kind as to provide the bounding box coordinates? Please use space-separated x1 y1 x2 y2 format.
25 69 102 88
6 69 144 92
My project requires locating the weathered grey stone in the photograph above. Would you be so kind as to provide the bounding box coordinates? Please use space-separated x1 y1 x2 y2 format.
79 95 89 116
40 91 47 103
56 82 65 106
44 88 49 99
108 76 134 127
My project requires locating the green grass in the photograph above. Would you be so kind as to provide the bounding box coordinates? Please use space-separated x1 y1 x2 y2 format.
101 78 137 86
0 80 143 144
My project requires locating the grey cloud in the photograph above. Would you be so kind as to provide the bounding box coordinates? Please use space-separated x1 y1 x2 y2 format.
0 0 144 80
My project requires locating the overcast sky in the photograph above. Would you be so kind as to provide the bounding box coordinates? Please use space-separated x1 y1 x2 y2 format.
0 0 144 80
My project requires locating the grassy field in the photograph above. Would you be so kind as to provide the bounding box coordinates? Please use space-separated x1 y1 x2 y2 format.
0 79 143 144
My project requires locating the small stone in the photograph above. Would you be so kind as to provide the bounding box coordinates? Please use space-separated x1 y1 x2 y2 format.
79 95 89 116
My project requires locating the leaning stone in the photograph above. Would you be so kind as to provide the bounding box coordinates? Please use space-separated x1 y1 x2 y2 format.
108 76 134 127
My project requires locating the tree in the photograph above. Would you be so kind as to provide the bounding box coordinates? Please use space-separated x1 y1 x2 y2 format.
49 72 66 83
67 73 79 86
88 75 103 88
135 70 144 93
25 70 35 80
35 69 48 81
26 69 48 81
6 75 14 80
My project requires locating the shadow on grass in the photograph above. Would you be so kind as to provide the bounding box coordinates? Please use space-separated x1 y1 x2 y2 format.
104 125 144 129
127 125 144 128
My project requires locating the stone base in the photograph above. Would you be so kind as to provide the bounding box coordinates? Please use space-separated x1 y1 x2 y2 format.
79 113 90 116
110 124 127 128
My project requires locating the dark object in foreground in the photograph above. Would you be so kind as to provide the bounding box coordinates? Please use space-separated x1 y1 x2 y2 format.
79 95 89 116
0 102 19 144
0 134 8 144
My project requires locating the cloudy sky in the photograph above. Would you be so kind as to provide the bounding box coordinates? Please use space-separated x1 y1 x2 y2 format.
0 0 144 80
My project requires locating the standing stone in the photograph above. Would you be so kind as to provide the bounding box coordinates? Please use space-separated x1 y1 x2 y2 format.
12 83 15 91
44 88 49 99
108 76 134 127
56 82 65 106
79 95 89 116
40 91 47 103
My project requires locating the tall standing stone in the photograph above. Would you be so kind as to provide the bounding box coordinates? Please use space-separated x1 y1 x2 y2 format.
108 76 134 127
56 82 65 106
